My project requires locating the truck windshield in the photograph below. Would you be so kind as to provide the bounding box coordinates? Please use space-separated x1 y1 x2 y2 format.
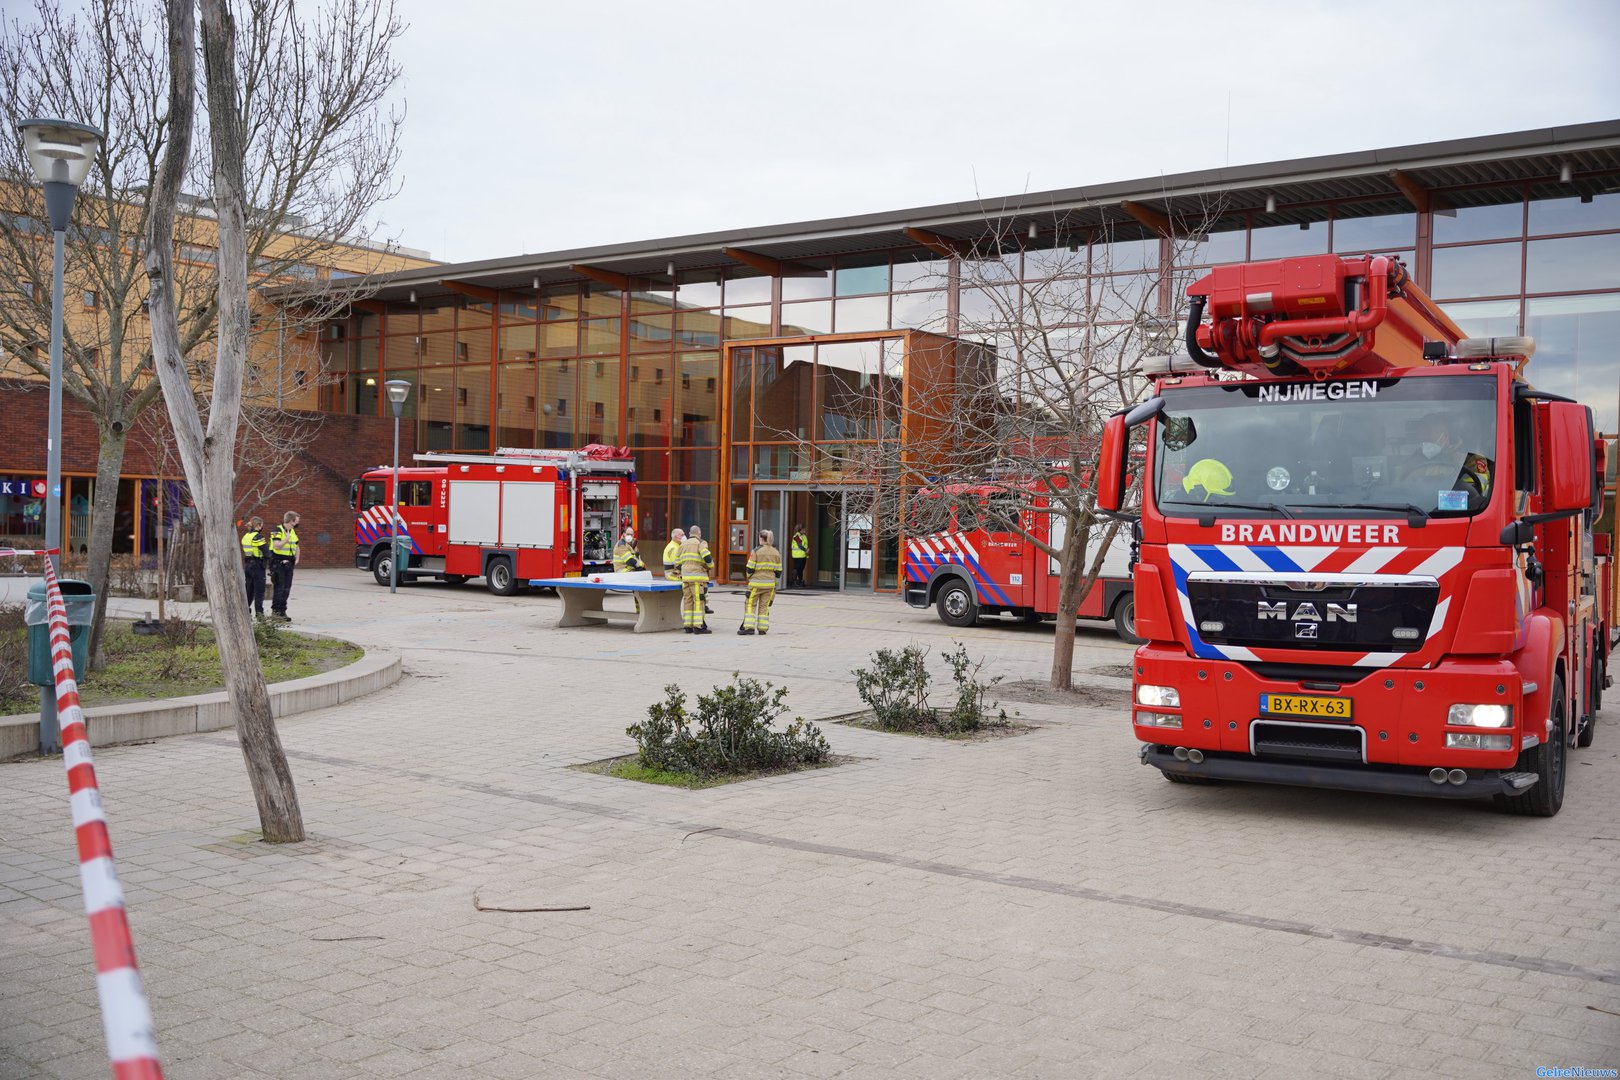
1153 375 1498 519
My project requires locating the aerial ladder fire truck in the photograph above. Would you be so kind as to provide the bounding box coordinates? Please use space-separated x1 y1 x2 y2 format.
1095 253 1609 816
351 445 637 595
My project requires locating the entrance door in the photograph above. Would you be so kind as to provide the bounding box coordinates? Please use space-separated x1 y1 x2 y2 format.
811 490 843 589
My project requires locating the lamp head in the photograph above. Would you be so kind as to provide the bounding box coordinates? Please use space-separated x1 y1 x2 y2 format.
385 378 411 416
17 118 103 189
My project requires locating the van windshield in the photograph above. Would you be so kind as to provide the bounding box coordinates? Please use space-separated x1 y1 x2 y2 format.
1152 375 1499 519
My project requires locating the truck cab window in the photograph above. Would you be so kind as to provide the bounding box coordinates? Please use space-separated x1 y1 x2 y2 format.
359 480 386 511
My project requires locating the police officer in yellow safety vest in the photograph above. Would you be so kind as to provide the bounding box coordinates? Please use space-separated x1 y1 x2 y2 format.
677 526 713 634
661 529 685 577
740 530 782 636
267 510 301 621
789 525 809 589
240 515 268 618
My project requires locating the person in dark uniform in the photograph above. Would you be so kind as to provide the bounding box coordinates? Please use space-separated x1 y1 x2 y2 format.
240 516 268 618
267 511 301 621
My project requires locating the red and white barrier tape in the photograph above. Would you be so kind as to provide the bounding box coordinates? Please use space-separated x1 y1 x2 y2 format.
38 552 164 1079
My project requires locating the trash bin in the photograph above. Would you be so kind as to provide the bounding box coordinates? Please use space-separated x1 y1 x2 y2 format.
27 579 95 687
390 533 413 578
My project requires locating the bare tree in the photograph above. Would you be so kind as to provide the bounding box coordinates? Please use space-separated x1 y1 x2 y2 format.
144 0 404 843
820 210 1216 688
0 0 404 666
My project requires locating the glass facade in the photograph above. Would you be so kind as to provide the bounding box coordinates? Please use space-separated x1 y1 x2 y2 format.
316 184 1620 588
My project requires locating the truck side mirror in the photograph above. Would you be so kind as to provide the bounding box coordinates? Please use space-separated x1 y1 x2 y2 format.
1096 397 1165 514
348 479 359 511
1543 401 1597 514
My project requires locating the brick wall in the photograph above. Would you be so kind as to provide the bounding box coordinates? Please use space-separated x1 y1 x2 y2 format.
0 380 412 568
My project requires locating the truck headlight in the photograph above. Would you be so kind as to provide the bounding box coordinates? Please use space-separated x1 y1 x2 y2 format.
1447 704 1513 728
1446 733 1513 750
1136 684 1180 708
1135 711 1182 728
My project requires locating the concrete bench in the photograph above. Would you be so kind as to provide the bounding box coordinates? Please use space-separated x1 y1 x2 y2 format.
529 571 685 633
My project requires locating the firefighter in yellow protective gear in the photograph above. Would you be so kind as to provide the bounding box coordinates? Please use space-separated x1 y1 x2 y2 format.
612 528 645 612
661 529 685 578
678 526 713 633
740 530 782 635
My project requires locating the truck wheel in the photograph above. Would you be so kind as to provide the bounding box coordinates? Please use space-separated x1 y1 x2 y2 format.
1498 675 1566 817
935 580 977 627
486 558 518 596
1579 658 1600 748
371 549 394 587
1112 594 1145 645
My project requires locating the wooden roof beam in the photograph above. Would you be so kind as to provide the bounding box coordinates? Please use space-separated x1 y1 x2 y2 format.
439 279 500 303
1118 200 1172 238
1389 170 1453 214
568 263 634 291
904 226 972 259
720 246 824 278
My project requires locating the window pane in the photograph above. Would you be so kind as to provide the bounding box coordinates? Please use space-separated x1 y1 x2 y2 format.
627 355 670 448
835 262 889 297
723 274 771 305
729 349 752 444
628 313 674 351
781 268 832 300
892 254 950 290
752 445 810 480
352 373 378 417
456 301 491 330
1250 220 1329 260
1093 238 1155 273
579 359 620 444
675 278 722 308
497 322 536 361
420 299 455 333
676 310 722 350
958 284 1019 330
780 301 832 336
1430 243 1522 299
581 318 620 356
499 295 538 322
1440 299 1521 339
817 340 881 441
538 321 577 358
1433 200 1524 244
1529 193 1620 236
1526 234 1620 294
420 366 455 450
835 296 889 333
419 333 454 366
671 485 716 545
723 305 772 340
497 363 536 448
677 351 720 447
456 328 490 366
541 287 582 320
456 367 490 450
538 362 575 448
1526 293 1620 431
670 450 720 482
753 345 812 441
891 290 946 331
1332 212 1415 253
1178 228 1246 267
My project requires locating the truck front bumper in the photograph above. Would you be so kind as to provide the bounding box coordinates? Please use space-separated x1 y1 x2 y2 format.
1141 744 1537 799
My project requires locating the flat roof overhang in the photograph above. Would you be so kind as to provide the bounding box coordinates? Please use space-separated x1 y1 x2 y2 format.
281 119 1620 308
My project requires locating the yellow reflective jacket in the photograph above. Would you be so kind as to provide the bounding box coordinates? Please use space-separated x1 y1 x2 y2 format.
240 530 267 559
612 540 645 573
662 539 681 572
269 525 299 558
677 537 711 581
747 543 782 586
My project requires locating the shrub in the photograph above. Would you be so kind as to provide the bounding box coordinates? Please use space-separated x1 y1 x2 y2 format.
941 643 1008 733
628 675 829 777
851 642 1008 735
0 604 33 713
851 645 933 730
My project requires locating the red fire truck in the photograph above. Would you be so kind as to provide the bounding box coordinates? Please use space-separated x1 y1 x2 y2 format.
903 482 1138 642
1096 253 1609 816
351 446 637 594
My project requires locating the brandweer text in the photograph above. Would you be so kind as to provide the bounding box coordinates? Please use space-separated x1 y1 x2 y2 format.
1219 523 1402 544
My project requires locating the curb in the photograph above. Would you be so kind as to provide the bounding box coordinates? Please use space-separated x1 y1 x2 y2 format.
0 648 402 761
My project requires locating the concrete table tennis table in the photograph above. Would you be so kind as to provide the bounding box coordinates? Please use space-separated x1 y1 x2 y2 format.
529 570 685 633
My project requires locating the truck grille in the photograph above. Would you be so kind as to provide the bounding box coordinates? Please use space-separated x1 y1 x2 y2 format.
1251 720 1364 763
1189 578 1437 653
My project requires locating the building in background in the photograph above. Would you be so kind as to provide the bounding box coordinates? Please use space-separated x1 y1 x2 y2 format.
304 121 1620 591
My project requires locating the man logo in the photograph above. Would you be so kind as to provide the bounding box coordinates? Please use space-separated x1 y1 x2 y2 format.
1259 601 1356 623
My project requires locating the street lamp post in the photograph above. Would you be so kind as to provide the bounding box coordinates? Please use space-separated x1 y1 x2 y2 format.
385 380 411 594
18 118 103 756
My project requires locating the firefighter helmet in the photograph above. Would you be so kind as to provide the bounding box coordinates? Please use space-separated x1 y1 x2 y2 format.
1182 458 1234 501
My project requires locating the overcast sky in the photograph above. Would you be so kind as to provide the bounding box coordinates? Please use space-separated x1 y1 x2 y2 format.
382 0 1620 265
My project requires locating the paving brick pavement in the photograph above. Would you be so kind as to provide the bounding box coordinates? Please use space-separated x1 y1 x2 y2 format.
2 569 1618 1078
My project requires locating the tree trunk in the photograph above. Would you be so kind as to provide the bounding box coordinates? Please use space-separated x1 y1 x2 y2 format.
1049 515 1088 690
202 445 303 842
84 422 129 669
